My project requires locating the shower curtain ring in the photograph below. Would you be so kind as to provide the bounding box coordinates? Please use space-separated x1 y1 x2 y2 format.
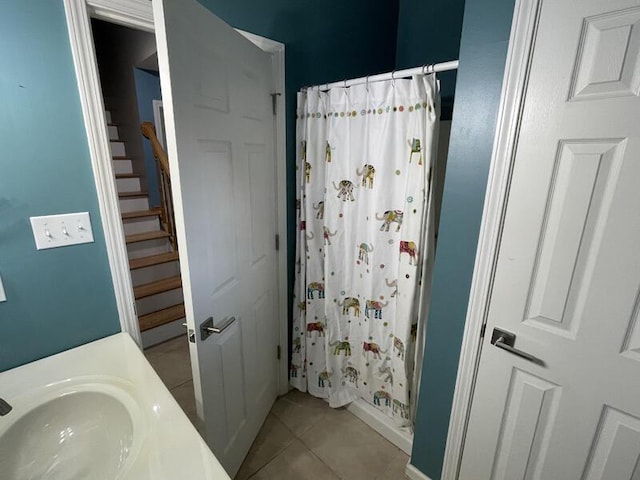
421 64 427 75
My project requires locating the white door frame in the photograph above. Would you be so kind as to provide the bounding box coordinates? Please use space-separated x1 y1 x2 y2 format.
439 0 541 478
63 0 290 394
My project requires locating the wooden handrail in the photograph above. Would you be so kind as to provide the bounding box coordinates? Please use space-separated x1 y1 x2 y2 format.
140 121 177 250
141 122 171 178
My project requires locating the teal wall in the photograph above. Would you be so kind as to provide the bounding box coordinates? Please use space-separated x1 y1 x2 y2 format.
0 1 120 371
133 67 163 207
395 0 466 118
196 0 401 323
410 0 516 477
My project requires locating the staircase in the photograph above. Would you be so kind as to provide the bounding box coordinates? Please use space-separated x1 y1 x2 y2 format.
106 110 185 346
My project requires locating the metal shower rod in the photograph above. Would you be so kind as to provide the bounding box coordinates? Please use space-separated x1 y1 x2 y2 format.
306 59 459 90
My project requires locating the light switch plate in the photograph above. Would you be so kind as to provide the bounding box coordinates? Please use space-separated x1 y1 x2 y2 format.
30 212 94 250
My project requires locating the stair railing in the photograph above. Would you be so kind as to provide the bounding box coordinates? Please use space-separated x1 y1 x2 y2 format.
141 122 177 250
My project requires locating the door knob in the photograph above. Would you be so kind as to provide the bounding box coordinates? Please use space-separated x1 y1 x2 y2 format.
490 328 545 366
200 316 236 341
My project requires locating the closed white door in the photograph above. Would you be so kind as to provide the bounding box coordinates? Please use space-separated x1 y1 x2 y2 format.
153 0 280 475
460 0 640 478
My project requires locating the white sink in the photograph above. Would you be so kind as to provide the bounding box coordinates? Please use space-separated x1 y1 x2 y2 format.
0 388 137 480
0 333 229 480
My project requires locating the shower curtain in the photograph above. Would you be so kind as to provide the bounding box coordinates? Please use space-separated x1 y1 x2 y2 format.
291 74 440 427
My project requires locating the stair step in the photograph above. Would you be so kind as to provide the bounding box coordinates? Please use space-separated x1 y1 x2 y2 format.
122 208 162 220
115 173 141 179
112 155 130 160
139 303 185 332
125 230 170 244
118 191 148 198
130 252 179 270
134 275 182 299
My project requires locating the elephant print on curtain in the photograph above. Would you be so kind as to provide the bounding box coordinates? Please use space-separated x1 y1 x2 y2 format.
291 76 440 427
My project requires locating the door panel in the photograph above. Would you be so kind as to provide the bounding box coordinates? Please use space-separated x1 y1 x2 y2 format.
460 0 640 478
153 0 279 475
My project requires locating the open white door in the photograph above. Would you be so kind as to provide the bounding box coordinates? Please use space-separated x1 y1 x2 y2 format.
153 0 280 475
460 0 640 478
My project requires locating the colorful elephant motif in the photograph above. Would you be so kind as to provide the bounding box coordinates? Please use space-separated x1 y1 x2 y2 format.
377 210 403 232
365 299 389 319
379 366 393 384
290 363 300 378
331 341 352 356
393 337 405 360
297 301 306 312
399 240 419 265
357 164 376 189
305 162 311 183
385 278 398 298
333 179 356 202
408 138 422 165
342 365 359 386
393 399 410 419
339 297 361 316
357 243 374 265
325 141 333 163
314 201 325 219
363 341 387 359
318 370 332 388
307 282 325 299
373 390 392 407
306 321 325 337
301 140 307 162
323 226 337 245
299 220 306 231
293 337 302 354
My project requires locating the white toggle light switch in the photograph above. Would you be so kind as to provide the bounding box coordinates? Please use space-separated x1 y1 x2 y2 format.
30 212 94 250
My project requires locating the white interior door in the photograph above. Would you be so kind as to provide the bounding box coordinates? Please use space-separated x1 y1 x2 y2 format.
460 0 640 478
153 0 280 475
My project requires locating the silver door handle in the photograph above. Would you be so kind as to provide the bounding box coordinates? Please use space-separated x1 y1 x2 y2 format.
490 328 545 366
200 316 236 340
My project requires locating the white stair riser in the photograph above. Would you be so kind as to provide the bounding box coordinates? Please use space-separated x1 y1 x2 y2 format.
105 110 112 123
110 141 126 157
141 319 187 349
116 177 141 192
113 159 133 175
119 196 149 213
127 237 171 259
122 217 160 236
136 288 184 316
130 261 181 287
108 125 118 140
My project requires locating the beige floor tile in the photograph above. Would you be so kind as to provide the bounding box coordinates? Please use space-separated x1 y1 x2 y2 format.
300 407 406 480
169 380 197 425
144 336 189 361
250 438 340 480
145 348 193 389
375 447 410 480
271 390 330 437
235 414 295 480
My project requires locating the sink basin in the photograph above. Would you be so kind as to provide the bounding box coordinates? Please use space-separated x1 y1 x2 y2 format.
0 333 229 480
0 384 139 480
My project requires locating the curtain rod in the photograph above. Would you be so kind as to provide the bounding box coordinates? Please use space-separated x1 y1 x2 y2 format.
304 59 459 91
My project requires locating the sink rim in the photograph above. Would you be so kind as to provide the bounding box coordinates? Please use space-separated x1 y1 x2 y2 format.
0 375 147 479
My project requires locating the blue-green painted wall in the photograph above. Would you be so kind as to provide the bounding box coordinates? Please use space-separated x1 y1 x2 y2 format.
0 1 120 371
196 0 401 324
133 67 162 207
395 0 466 118
410 0 516 477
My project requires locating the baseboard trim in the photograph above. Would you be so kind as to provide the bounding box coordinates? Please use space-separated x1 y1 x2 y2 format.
347 398 413 455
405 463 433 480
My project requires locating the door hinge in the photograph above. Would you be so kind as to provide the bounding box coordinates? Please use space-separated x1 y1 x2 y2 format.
480 323 487 339
277 345 281 360
275 234 280 251
271 92 281 115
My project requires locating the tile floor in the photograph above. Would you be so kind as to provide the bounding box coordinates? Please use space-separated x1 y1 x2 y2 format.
145 336 409 480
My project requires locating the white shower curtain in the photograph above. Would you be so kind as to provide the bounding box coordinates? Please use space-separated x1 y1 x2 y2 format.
291 74 440 427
